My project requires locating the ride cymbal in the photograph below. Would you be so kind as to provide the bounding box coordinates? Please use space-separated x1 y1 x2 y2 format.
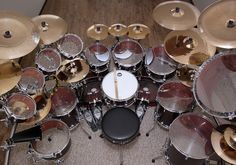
87 24 108 41
108 23 128 37
128 24 150 40
0 60 22 96
152 1 200 30
211 129 236 165
32 14 68 45
224 127 236 150
164 28 216 66
198 0 236 49
0 11 40 59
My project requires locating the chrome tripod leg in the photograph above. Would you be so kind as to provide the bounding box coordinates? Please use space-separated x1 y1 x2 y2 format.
119 145 124 165
146 105 159 137
152 138 170 163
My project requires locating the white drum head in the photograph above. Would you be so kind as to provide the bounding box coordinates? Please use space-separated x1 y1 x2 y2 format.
102 70 138 101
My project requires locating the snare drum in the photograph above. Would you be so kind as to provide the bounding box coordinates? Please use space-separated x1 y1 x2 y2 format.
30 119 71 160
84 42 110 73
102 70 139 107
35 48 61 73
145 45 176 83
156 81 194 129
57 33 84 58
18 67 45 95
112 39 144 72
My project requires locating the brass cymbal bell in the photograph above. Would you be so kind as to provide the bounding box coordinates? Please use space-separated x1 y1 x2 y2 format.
128 24 150 40
224 127 236 150
0 60 22 96
87 24 108 41
152 1 200 30
0 11 40 60
32 14 68 45
108 23 128 37
211 129 236 165
198 0 236 49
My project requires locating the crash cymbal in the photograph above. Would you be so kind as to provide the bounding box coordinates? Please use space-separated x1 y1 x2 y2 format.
0 60 22 96
56 58 89 83
198 0 236 49
32 14 68 45
87 24 108 41
152 1 200 30
224 127 236 150
164 28 215 66
211 129 236 165
128 24 150 40
108 23 128 37
0 11 40 59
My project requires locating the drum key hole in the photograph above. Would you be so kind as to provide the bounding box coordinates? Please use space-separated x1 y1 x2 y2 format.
171 7 184 17
226 19 236 28
41 21 49 31
3 31 12 38
117 72 122 77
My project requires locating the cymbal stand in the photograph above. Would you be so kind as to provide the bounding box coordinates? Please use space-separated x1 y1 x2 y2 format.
151 138 170 163
145 104 159 137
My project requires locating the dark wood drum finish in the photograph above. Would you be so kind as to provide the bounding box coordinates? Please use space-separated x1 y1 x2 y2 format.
101 107 140 144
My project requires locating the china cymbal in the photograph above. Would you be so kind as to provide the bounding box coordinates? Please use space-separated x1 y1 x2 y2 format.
0 11 40 59
224 127 236 150
211 129 236 165
164 28 216 66
152 1 200 30
198 0 236 49
87 24 108 41
108 23 128 37
0 60 22 96
128 24 150 40
56 58 89 83
32 14 68 45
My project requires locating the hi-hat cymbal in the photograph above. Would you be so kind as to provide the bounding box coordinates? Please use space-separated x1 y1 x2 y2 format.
108 23 128 37
198 0 236 49
32 14 68 45
224 127 236 150
0 60 22 96
0 11 40 59
211 129 236 165
128 24 150 40
164 28 216 66
87 24 108 41
152 1 200 30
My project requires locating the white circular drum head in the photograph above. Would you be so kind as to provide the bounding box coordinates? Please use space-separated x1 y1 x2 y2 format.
102 70 138 101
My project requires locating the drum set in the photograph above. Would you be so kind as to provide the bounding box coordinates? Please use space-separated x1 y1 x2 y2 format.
0 0 236 165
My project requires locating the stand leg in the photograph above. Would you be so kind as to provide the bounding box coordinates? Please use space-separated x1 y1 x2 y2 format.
119 145 124 165
146 106 158 137
151 138 170 163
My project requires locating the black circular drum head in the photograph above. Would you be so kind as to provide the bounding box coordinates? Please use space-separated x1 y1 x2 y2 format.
101 107 140 144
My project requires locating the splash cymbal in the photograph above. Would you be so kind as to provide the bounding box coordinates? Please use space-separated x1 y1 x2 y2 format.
198 0 236 49
211 129 236 165
0 60 22 96
152 1 200 30
87 24 108 41
108 23 128 37
32 14 68 45
164 28 216 66
128 24 150 40
224 127 236 150
0 11 40 59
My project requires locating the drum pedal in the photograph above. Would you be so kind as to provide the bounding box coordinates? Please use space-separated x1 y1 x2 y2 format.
135 102 147 122
83 108 98 132
91 105 103 129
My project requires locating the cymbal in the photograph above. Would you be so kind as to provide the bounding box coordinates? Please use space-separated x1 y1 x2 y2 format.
152 1 200 30
22 94 51 125
128 24 150 40
56 58 89 83
224 127 236 150
32 14 68 45
211 129 236 165
164 28 216 66
198 0 236 49
0 11 40 59
108 23 128 37
87 24 108 41
0 60 22 96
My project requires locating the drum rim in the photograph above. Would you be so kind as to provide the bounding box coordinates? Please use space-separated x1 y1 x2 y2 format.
193 51 236 118
57 33 84 58
101 70 139 102
35 48 62 72
169 112 215 159
31 119 71 159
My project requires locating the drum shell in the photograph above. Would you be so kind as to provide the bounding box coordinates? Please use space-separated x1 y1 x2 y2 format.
104 96 136 107
146 67 176 83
